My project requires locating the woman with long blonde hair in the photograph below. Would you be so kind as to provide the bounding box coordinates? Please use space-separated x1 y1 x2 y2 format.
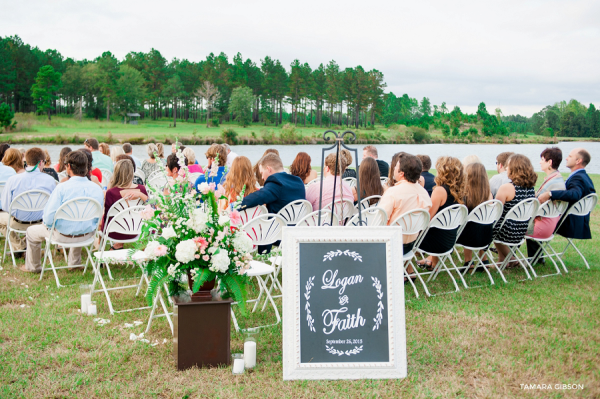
221 156 257 209
101 160 148 250
417 156 465 270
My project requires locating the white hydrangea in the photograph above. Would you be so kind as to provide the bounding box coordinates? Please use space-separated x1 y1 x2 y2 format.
144 241 161 258
186 208 208 233
167 264 178 277
161 226 177 240
210 250 231 273
232 233 253 254
218 214 230 225
175 239 197 264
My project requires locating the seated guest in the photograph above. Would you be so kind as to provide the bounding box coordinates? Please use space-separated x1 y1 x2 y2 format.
54 147 72 173
122 143 141 168
42 150 59 181
306 152 353 210
417 156 465 270
526 147 566 263
290 152 318 184
0 148 18 210
379 154 432 276
195 144 228 190
98 143 110 156
352 157 383 204
0 143 10 162
253 149 280 186
171 142 185 154
221 156 258 210
182 148 203 173
165 153 190 183
538 148 595 242
493 154 537 266
62 149 102 187
24 151 104 272
456 162 493 266
340 149 356 179
363 145 389 177
110 146 124 164
85 138 114 172
222 143 238 168
462 154 482 168
99 159 148 250
156 143 166 164
140 143 162 182
384 152 403 191
115 154 144 185
2 148 25 175
240 153 305 214
417 154 435 196
0 148 57 257
489 151 514 198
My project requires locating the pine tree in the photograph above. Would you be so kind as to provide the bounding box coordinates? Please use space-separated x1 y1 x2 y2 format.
31 65 62 120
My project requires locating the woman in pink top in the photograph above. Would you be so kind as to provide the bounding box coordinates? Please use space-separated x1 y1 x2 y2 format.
182 148 204 174
306 152 353 210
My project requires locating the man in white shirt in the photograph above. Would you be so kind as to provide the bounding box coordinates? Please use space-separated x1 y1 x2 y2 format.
223 143 238 168
0 148 57 254
85 138 113 172
489 151 513 198
122 143 141 168
0 155 17 210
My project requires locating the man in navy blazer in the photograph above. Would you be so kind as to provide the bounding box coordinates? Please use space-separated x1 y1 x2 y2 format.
539 148 595 239
241 153 306 215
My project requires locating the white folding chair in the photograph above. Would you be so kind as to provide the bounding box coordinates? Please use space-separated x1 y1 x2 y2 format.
239 205 268 225
99 168 113 188
323 198 356 226
96 197 145 280
188 172 202 183
147 171 168 192
416 204 470 296
133 169 146 183
234 214 286 330
455 200 506 287
492 198 540 280
305 178 319 187
91 205 148 314
277 200 313 226
57 171 68 181
356 195 382 212
390 209 430 298
380 177 389 186
342 177 357 189
525 200 569 277
547 193 598 272
38 197 103 288
0 181 6 238
347 206 388 226
2 190 51 267
295 210 339 227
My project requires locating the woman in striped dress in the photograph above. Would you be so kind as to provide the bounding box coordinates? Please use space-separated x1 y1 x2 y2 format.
493 154 538 266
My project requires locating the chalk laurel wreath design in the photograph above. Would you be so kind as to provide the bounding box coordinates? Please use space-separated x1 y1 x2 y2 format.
304 276 316 332
325 345 363 356
371 277 384 331
323 249 362 262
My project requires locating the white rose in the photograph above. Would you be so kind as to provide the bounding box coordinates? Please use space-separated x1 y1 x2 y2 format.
161 226 177 240
198 182 210 194
144 241 161 258
175 239 197 264
209 250 231 273
218 214 230 225
232 233 253 254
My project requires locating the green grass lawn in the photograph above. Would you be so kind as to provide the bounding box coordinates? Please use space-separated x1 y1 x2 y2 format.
0 174 598 398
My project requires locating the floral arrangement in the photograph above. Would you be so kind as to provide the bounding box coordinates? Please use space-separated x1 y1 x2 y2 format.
135 148 253 314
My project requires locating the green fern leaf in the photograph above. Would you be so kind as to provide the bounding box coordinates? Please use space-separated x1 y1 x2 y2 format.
222 274 248 316
192 268 216 292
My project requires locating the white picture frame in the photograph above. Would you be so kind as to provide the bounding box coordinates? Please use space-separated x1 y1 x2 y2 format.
282 226 407 380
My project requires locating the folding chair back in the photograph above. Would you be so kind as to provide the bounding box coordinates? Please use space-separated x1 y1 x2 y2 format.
99 169 112 188
147 171 168 191
347 207 388 226
239 205 268 225
495 198 539 237
305 178 318 187
106 197 145 218
323 198 356 225
342 177 357 189
559 193 597 220
380 177 389 186
421 204 469 255
296 210 339 227
536 200 569 219
457 200 503 239
98 205 146 249
277 200 313 226
133 169 146 183
57 171 68 181
188 172 202 184
357 195 382 212
390 208 431 238
242 214 286 246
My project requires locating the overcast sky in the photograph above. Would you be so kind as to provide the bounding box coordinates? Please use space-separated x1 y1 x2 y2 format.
2 0 599 116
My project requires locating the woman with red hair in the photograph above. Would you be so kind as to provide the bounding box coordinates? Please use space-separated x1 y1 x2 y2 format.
290 152 317 184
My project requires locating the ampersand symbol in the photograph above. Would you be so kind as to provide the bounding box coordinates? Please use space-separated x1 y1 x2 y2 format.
339 295 349 305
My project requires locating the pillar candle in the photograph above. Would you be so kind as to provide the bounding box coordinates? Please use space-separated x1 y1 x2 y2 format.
81 294 91 314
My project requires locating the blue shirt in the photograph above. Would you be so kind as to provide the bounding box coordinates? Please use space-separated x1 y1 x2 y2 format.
43 176 105 235
130 154 142 169
92 151 114 172
0 163 17 209
194 166 227 192
2 168 57 221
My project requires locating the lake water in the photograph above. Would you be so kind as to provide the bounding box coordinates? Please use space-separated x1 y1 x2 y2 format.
15 142 600 174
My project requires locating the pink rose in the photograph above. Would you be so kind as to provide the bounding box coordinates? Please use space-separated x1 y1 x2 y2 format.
202 255 210 261
194 254 200 259
141 205 154 220
193 237 209 251
155 245 168 256
229 210 242 226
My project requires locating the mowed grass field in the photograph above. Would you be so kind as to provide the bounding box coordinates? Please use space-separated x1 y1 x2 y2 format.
0 173 598 398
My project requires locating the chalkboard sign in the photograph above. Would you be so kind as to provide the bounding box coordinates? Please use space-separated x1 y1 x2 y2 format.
282 226 406 380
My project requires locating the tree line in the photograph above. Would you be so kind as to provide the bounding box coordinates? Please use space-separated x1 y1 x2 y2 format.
1 35 599 138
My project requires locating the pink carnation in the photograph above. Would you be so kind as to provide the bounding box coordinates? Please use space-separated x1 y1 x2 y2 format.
193 237 209 251
155 245 168 256
229 210 242 226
